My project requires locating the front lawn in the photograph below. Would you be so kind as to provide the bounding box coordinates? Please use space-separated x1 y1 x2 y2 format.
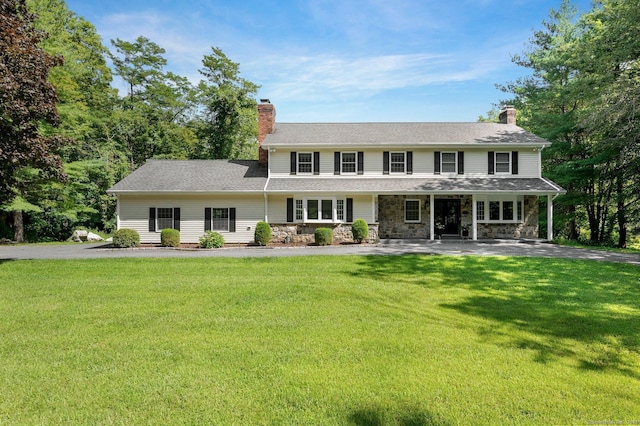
1 256 638 424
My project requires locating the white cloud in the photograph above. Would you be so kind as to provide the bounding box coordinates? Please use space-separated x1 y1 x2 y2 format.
246 50 507 104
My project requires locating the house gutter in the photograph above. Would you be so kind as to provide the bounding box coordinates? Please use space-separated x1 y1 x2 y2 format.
263 149 272 222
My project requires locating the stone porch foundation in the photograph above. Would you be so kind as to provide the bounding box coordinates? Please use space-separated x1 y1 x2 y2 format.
270 223 380 244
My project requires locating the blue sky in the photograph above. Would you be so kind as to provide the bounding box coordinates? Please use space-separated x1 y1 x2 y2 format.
65 0 592 123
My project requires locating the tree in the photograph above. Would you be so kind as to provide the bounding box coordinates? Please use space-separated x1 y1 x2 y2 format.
194 47 259 160
499 0 640 247
498 1 615 243
578 0 640 247
27 0 115 162
108 36 197 168
0 0 66 241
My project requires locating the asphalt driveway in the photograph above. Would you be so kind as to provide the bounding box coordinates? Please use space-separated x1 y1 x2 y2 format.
1 240 639 264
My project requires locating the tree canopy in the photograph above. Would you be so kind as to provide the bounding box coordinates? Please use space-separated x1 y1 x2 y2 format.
499 0 640 247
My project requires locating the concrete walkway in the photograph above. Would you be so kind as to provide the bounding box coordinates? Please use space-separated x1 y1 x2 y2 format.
1 239 639 264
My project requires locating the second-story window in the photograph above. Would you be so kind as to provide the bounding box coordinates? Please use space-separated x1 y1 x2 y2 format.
441 152 457 173
342 152 356 174
390 152 405 173
495 152 511 173
298 153 313 174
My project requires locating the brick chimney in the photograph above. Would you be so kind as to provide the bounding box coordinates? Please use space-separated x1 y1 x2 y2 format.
257 99 275 165
499 105 516 125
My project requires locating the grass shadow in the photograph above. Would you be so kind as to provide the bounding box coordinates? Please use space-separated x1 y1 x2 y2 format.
348 406 449 426
349 254 640 378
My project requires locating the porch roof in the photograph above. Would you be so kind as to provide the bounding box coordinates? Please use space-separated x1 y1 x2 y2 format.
265 177 565 194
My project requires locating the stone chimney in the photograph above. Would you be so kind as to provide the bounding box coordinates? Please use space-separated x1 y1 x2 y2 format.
257 99 275 165
499 105 516 125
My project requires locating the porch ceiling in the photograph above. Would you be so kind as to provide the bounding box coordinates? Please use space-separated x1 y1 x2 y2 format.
266 177 565 194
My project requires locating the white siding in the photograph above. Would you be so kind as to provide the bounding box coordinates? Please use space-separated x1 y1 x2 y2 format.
118 194 265 243
269 151 291 176
269 148 539 178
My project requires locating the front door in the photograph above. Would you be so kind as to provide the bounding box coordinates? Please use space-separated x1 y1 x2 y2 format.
434 199 460 235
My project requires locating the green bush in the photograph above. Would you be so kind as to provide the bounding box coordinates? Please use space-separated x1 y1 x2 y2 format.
254 221 272 246
112 228 140 248
199 231 225 248
351 219 369 243
315 227 333 246
160 228 180 247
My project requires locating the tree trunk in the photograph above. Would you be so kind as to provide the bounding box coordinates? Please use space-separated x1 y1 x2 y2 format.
568 204 579 240
617 176 627 248
13 210 24 243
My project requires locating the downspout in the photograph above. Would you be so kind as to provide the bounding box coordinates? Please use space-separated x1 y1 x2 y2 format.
116 194 121 230
263 149 271 223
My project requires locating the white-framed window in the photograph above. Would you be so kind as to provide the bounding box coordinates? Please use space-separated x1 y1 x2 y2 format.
211 207 230 231
157 207 174 230
404 199 421 223
297 152 313 174
441 152 457 173
476 201 485 221
294 198 347 223
390 152 406 173
477 196 524 223
495 152 511 173
341 152 356 174
517 201 523 221
295 199 303 221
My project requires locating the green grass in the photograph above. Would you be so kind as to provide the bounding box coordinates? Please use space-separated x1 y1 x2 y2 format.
1 255 639 425
554 237 640 254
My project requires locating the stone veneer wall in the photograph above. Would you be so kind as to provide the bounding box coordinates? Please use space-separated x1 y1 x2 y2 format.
378 194 539 239
270 223 379 244
476 196 539 239
378 195 430 239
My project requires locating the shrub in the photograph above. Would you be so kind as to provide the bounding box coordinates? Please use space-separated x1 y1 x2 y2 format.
315 227 333 246
199 231 225 248
254 221 272 246
112 228 140 248
351 219 369 243
160 228 180 247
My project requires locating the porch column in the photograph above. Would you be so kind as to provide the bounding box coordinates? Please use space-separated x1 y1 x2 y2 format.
429 194 435 240
547 194 554 241
472 194 478 240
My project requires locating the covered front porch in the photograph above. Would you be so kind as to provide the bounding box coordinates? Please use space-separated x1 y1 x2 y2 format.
377 193 558 241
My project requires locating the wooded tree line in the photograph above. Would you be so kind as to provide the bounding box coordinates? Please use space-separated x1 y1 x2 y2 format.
2 0 638 246
1 0 258 241
497 0 640 247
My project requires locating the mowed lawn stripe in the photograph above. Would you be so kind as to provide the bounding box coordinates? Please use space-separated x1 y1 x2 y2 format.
0 256 638 425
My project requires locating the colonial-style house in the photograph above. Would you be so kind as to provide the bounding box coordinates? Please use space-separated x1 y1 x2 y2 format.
107 100 565 244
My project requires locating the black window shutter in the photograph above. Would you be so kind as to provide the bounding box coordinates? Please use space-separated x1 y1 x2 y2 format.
512 151 519 174
313 152 320 175
149 208 156 232
334 152 340 175
406 151 413 175
488 151 495 175
290 152 297 175
357 152 364 175
346 198 353 222
458 151 464 175
434 151 441 175
286 198 294 222
204 208 211 231
229 208 236 232
383 151 390 174
173 208 181 231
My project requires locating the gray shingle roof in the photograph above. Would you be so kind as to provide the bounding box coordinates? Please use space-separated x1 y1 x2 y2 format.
108 160 268 193
266 177 564 194
261 123 550 147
